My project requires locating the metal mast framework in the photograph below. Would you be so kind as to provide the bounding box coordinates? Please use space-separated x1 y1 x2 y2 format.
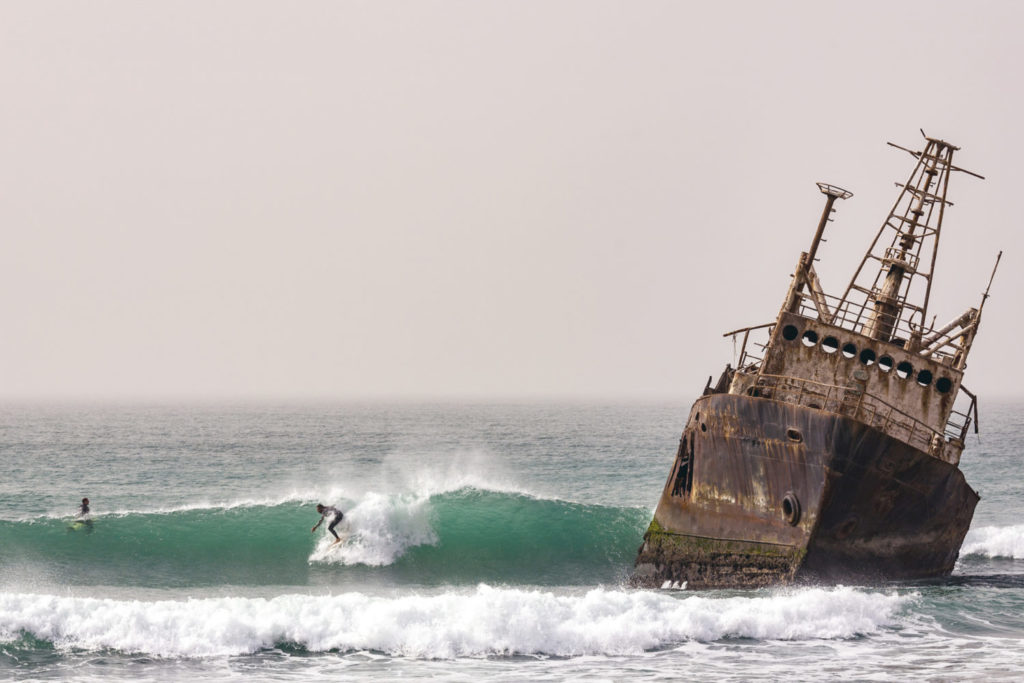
836 134 984 352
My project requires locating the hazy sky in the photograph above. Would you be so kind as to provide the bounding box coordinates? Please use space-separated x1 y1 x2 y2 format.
1 1 1020 400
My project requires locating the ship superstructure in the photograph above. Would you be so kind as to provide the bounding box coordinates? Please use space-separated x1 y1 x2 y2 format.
633 134 999 588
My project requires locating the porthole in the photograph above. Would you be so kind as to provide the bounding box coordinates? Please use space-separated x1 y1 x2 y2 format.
896 361 913 379
822 336 839 354
801 330 819 347
782 325 799 341
878 356 894 373
859 348 876 366
936 377 953 394
917 369 934 387
782 492 801 526
786 428 803 443
841 343 857 359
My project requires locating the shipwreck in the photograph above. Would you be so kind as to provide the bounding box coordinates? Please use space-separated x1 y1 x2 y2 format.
633 133 1001 588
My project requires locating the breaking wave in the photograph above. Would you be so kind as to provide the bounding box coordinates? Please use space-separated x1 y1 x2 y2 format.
0 488 649 587
961 525 1024 560
0 586 910 659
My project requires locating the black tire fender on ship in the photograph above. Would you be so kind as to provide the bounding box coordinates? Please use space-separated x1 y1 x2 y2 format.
782 492 801 526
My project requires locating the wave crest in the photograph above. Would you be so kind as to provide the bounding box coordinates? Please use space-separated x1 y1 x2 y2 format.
308 491 438 566
0 488 649 587
961 525 1024 559
0 586 909 658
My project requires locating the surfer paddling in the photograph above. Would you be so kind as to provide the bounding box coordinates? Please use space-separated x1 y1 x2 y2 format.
312 504 345 545
77 498 90 520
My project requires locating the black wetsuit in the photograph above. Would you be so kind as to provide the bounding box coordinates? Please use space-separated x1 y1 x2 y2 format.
320 506 344 539
76 502 93 528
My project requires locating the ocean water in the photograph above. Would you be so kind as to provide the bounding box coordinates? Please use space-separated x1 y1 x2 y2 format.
1 399 1022 681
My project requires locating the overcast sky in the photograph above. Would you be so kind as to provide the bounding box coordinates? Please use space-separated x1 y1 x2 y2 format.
0 1 1019 400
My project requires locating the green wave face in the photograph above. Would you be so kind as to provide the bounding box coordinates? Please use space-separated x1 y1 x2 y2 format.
399 489 649 584
0 490 650 588
0 505 315 588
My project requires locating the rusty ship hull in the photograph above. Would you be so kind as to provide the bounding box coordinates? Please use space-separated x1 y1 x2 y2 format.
633 393 978 589
634 135 995 589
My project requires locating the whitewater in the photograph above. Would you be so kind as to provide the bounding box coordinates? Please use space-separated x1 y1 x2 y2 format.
2 400 1023 680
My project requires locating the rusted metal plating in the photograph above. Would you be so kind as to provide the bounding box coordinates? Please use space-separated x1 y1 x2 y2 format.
634 133 997 589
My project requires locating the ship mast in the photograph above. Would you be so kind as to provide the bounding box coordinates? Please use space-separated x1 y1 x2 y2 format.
837 133 984 352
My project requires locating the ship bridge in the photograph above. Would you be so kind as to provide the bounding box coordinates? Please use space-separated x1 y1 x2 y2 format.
724 134 997 466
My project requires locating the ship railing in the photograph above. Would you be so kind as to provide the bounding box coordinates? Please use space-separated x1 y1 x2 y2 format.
945 408 971 441
725 322 772 372
945 388 977 442
751 373 948 454
792 290 961 361
883 247 920 272
796 290 911 339
740 351 764 369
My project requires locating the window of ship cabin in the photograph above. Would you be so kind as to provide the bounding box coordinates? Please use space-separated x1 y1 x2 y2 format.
782 325 799 341
859 348 876 366
936 377 953 393
878 355 894 372
822 336 839 353
842 342 857 359
671 436 694 498
801 330 819 347
917 369 933 387
896 361 913 379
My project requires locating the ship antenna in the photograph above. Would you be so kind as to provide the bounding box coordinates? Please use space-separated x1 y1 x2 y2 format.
836 134 983 348
807 183 853 266
978 250 1003 318
786 183 852 324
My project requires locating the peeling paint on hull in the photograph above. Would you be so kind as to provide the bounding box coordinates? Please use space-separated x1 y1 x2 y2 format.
632 393 979 589
634 138 991 589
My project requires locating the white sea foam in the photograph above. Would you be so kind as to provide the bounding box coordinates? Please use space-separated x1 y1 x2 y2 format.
392 451 536 500
304 472 645 567
961 524 1024 559
308 491 438 566
14 457 546 523
306 466 606 566
0 586 909 659
14 492 326 522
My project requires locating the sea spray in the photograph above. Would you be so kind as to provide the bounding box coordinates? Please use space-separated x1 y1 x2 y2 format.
309 490 438 566
3 400 1023 681
309 488 650 584
0 488 649 588
3 462 540 526
961 525 1024 559
0 586 910 659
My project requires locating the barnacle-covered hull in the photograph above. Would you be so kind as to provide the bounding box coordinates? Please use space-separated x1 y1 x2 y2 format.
632 393 978 589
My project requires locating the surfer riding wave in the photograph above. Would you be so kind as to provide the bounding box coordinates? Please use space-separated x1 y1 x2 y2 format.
312 504 345 545
69 497 94 532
